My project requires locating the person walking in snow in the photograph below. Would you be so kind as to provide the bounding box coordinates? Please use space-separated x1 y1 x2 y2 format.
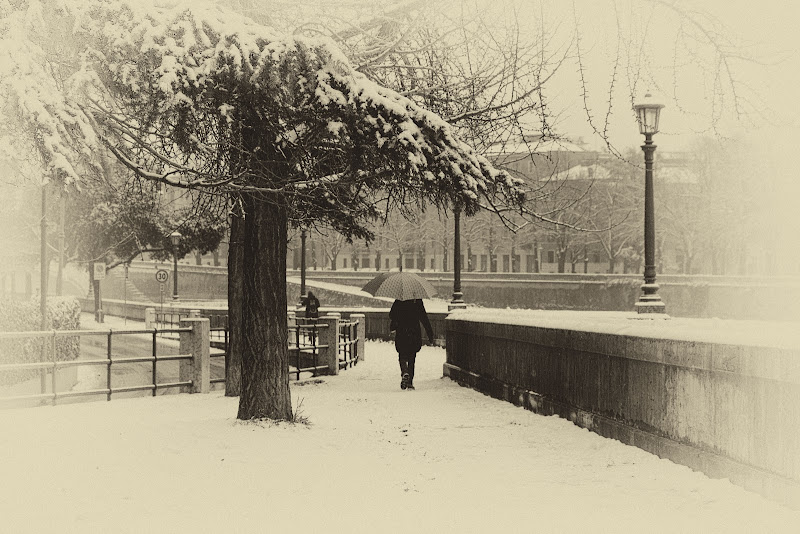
304 291 320 344
304 291 320 320
389 298 434 390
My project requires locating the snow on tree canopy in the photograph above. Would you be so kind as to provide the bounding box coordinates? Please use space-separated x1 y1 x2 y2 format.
1 0 524 226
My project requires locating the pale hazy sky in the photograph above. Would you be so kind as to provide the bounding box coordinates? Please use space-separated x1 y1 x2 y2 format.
529 0 800 152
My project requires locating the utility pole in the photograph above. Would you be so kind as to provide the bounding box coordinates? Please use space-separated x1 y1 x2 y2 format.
56 192 65 295
40 185 48 329
39 184 48 398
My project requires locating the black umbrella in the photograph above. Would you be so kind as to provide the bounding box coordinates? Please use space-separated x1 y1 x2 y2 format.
361 271 437 301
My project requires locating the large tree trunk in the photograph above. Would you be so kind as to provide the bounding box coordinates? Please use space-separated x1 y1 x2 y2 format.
225 211 243 397
236 192 292 421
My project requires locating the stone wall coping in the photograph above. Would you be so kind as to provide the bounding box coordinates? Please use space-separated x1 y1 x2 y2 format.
446 309 800 350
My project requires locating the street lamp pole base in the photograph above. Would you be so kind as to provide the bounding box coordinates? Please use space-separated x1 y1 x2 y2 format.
635 283 667 315
449 292 466 311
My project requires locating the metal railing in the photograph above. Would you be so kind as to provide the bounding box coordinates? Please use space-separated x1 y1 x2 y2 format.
0 327 193 407
150 311 228 387
154 310 227 341
290 319 328 380
165 311 362 382
338 319 359 369
1 312 364 408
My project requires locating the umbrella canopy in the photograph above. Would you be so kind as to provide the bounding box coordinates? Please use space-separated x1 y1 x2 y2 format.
361 272 437 301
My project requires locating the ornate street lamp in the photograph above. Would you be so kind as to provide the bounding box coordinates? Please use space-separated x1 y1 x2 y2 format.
449 204 466 311
633 93 667 314
169 230 182 301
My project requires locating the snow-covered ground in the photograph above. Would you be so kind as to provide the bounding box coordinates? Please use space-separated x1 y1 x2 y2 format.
1 341 798 533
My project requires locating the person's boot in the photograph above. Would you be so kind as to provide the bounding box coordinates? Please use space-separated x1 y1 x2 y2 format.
401 372 410 390
400 360 409 390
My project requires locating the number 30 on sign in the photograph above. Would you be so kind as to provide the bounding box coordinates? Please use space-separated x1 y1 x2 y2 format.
155 269 169 283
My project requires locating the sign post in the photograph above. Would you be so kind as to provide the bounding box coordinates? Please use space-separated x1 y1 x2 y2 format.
93 263 106 323
155 270 169 329
123 263 129 325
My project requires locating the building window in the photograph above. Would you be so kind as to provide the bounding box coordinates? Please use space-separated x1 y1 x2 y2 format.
405 257 415 269
343 258 348 268
512 255 520 273
430 258 435 270
480 255 488 272
526 255 535 272
386 258 390 269
547 251 555 263
362 258 370 269
502 255 510 272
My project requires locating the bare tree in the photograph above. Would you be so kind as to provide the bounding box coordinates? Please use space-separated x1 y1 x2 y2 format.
375 211 420 271
316 228 348 271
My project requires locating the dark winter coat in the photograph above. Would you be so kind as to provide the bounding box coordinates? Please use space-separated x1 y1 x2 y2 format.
389 299 434 355
305 292 320 319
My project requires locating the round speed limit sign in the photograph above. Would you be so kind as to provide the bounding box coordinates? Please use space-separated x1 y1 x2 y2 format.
155 269 169 283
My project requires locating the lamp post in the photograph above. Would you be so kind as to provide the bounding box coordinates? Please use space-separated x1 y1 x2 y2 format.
170 230 182 301
633 93 667 315
299 228 307 306
449 205 466 311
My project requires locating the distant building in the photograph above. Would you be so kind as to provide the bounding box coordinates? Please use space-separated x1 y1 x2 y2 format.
208 135 796 278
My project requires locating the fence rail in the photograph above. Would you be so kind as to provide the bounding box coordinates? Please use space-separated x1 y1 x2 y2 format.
152 309 363 381
0 326 192 406
338 320 359 369
1 312 365 408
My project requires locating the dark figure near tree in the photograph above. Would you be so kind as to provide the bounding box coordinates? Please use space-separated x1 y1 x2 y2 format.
304 291 320 319
303 291 320 344
389 299 434 390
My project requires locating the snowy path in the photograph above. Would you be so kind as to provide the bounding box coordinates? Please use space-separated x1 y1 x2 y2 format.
1 341 798 533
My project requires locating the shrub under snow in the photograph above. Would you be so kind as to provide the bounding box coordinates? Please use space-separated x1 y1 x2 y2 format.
0 296 81 386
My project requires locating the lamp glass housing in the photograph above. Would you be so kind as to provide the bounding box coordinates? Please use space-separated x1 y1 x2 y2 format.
169 231 182 247
634 93 664 135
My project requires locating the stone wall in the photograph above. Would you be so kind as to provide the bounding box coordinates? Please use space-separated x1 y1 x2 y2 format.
90 264 800 322
444 317 800 510
299 271 800 322
285 281 391 309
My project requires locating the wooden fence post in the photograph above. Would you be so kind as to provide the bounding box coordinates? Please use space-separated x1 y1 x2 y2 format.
351 313 365 362
179 317 210 393
319 313 340 375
